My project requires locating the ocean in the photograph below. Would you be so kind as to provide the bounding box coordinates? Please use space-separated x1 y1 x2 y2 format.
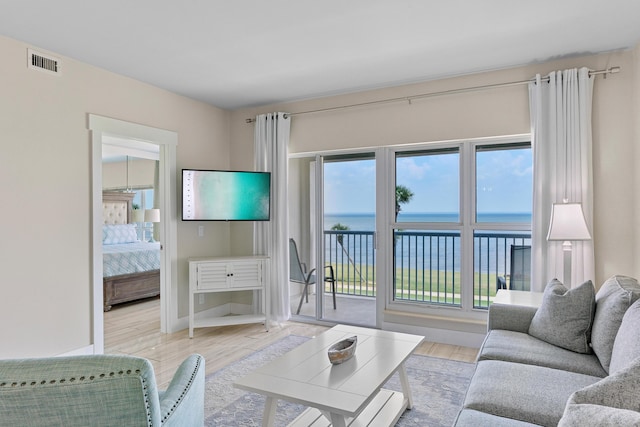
323 212 531 273
324 212 532 231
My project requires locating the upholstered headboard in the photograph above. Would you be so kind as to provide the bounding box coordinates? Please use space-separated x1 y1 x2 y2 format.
102 191 134 225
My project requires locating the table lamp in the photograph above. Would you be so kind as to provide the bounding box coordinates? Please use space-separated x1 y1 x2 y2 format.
547 201 591 286
144 208 160 242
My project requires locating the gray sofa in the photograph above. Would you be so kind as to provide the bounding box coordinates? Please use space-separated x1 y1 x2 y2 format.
454 275 640 426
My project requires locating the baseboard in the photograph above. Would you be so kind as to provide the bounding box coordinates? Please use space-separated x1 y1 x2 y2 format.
381 321 485 348
56 344 95 356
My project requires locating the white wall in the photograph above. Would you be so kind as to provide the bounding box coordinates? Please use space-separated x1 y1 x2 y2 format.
230 48 639 344
0 34 231 358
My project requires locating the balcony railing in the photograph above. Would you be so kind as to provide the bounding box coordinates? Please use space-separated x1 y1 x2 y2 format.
323 229 531 309
324 231 376 297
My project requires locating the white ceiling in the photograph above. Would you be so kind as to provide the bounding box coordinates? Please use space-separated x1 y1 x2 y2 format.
2 1 639 110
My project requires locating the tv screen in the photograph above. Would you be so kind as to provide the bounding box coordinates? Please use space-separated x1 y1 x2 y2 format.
182 169 271 221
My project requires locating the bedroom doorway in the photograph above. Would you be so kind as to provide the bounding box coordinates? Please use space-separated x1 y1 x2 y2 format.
102 146 161 314
90 115 178 355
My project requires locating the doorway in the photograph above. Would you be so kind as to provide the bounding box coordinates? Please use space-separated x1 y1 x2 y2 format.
90 115 177 354
289 153 377 327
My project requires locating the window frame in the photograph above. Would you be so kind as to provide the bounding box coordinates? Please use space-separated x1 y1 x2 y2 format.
384 136 531 321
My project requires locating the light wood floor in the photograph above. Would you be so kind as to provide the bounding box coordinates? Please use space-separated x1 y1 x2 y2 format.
104 298 478 389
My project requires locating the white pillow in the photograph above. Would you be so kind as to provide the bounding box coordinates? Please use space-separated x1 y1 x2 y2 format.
103 224 139 245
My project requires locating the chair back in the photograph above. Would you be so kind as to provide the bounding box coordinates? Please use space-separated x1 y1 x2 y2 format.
510 245 531 291
289 238 306 284
0 355 161 426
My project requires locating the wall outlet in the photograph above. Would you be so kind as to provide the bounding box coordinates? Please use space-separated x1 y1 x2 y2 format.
198 294 205 304
198 225 204 237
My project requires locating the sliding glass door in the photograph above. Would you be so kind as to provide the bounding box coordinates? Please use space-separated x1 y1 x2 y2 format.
289 153 377 327
322 154 376 326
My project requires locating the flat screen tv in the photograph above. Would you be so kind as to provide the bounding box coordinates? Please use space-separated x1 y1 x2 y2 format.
182 169 271 221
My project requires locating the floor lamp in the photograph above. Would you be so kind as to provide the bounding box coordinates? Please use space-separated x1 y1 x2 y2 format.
547 201 591 287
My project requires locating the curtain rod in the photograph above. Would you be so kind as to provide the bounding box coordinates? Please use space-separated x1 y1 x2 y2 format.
245 66 620 123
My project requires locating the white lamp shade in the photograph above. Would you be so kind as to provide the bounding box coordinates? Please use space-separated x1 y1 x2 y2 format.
144 208 161 223
131 209 144 223
547 202 591 241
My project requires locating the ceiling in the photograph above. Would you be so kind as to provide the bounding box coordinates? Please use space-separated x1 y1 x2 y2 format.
2 1 640 110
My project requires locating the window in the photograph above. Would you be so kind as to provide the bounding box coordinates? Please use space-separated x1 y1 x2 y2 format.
132 188 155 241
474 143 532 307
394 147 461 305
392 140 532 310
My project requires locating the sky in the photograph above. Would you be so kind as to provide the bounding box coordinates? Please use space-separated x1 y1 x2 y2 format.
323 147 532 215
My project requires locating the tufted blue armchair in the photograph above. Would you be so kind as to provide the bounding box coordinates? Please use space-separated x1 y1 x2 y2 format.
0 353 204 426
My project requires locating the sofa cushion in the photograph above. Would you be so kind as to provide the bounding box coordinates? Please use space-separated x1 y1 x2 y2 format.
610 299 640 374
591 275 640 373
461 360 601 426
454 409 542 427
478 330 607 377
558 357 640 426
528 279 595 354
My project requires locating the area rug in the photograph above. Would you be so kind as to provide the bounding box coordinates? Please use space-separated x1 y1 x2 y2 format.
204 335 474 426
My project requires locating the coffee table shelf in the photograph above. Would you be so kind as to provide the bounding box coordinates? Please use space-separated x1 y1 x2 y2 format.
289 388 406 426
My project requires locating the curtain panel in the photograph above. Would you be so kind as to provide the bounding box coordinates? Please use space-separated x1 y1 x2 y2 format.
254 112 291 322
529 68 595 290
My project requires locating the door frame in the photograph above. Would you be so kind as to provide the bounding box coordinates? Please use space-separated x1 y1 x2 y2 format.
89 114 178 354
294 150 382 328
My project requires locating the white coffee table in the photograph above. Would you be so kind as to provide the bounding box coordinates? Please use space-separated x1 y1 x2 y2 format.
234 324 424 427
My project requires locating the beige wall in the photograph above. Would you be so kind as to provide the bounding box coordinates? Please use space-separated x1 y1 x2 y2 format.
1 29 638 356
230 48 639 289
0 34 231 358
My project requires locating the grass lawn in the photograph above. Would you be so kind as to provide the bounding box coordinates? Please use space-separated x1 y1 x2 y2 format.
327 262 500 308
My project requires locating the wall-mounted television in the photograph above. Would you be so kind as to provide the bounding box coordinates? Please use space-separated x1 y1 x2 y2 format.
182 169 271 221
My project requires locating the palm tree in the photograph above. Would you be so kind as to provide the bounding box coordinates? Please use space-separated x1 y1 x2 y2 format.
395 185 414 220
331 223 349 245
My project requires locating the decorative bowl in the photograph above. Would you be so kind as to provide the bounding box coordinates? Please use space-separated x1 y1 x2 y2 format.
328 336 357 365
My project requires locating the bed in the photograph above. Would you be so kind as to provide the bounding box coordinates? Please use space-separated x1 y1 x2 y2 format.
102 191 160 311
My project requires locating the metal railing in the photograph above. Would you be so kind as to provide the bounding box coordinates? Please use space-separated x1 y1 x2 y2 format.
323 229 531 308
324 230 376 297
474 232 531 308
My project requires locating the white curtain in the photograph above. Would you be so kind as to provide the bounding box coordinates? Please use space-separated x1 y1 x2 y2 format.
529 68 595 290
254 112 291 322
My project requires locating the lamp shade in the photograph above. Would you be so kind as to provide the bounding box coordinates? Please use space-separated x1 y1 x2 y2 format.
131 209 144 223
547 202 591 241
144 208 161 223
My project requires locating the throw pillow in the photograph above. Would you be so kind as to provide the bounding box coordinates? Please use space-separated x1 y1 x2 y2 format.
609 299 640 374
558 357 640 426
528 279 595 354
103 224 139 245
591 275 640 373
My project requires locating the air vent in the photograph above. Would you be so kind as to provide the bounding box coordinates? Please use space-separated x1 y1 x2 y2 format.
27 48 61 75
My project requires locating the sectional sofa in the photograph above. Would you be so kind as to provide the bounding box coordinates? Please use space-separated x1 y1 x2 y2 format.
454 275 640 426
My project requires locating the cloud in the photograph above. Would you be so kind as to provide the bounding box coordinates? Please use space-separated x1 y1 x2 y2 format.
398 157 431 179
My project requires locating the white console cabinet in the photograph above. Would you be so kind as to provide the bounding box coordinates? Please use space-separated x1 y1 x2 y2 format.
188 256 270 338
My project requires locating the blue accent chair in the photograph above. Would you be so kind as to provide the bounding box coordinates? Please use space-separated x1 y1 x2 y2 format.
0 353 204 426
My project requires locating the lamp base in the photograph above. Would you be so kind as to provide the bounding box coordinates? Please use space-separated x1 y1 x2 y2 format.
562 241 572 287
